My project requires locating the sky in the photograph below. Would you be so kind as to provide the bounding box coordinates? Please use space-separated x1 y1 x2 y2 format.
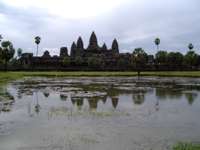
0 0 200 56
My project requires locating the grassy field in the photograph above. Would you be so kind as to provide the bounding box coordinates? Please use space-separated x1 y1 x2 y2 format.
173 142 200 150
1 71 200 84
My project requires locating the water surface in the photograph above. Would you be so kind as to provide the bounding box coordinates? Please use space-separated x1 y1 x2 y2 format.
0 77 200 150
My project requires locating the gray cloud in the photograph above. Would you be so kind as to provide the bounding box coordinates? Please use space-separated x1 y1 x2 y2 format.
0 0 200 56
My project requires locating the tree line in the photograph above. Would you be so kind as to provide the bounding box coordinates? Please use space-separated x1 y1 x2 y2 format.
0 35 200 71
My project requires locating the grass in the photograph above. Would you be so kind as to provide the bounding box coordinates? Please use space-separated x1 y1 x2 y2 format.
1 71 200 85
173 142 200 150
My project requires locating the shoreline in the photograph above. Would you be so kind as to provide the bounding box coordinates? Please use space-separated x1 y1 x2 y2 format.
1 71 200 85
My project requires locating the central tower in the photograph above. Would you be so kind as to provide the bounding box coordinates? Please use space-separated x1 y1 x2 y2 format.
87 31 99 51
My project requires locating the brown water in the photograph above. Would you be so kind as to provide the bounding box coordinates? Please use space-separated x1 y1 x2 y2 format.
0 77 200 150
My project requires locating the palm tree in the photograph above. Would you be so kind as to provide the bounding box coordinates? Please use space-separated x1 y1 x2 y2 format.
154 38 160 51
34 36 41 56
188 43 194 51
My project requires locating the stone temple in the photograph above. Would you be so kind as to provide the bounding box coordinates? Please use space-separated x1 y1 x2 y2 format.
70 31 119 58
20 32 134 70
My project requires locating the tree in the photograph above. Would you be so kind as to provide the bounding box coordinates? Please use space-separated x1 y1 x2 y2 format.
167 52 183 68
188 43 194 51
34 36 41 56
155 51 168 65
62 56 71 66
154 38 160 50
1 41 15 71
133 94 145 105
17 48 23 58
132 48 148 76
184 50 199 68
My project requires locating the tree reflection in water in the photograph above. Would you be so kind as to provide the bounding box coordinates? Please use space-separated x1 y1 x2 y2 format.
155 88 183 100
43 92 50 98
155 88 198 105
76 98 84 110
34 92 41 114
27 100 33 117
185 92 198 105
132 93 145 105
155 99 160 111
60 94 67 101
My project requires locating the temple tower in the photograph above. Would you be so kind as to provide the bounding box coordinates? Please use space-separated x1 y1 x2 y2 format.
70 42 77 58
77 36 84 49
88 31 98 50
75 36 84 56
102 43 108 51
42 50 51 58
112 39 119 53
60 47 68 57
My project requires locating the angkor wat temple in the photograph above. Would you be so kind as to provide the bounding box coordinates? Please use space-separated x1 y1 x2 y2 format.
20 32 153 71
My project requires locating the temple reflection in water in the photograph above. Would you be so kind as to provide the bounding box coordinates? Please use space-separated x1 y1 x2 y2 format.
1 84 199 116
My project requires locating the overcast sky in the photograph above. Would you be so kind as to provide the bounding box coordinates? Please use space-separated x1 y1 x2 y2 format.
0 0 200 56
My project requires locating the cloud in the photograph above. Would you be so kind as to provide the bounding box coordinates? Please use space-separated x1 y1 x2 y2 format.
1 0 127 19
0 0 200 56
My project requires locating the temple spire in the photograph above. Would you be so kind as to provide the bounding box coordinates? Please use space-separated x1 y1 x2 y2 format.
70 42 77 57
60 47 68 57
88 31 98 50
112 38 119 53
102 43 107 50
77 36 84 49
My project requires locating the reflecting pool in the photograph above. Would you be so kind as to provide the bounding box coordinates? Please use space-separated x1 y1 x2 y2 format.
0 77 200 150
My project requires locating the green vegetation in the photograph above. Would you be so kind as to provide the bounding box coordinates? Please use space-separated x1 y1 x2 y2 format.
156 51 168 65
1 34 200 72
173 142 200 150
0 41 15 71
1 71 200 85
132 48 148 75
62 56 71 66
184 50 199 67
